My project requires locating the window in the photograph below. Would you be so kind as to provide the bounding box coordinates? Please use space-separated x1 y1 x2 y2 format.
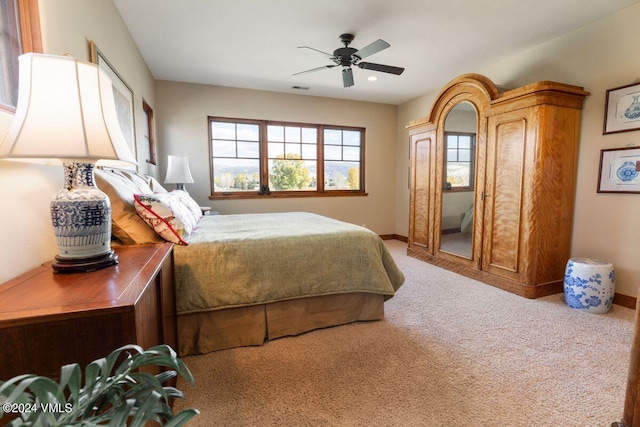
444 132 475 190
142 100 157 165
0 0 21 109
209 117 365 198
0 0 41 112
324 128 362 190
267 123 317 192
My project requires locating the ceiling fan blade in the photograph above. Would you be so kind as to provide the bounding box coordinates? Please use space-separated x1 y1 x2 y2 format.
353 39 390 59
293 64 337 76
357 62 404 75
342 67 354 88
297 46 334 58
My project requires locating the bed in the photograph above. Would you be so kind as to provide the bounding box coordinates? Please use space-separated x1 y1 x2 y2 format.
94 168 405 355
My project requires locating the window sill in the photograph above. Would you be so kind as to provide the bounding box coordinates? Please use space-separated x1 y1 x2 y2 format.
209 191 368 200
443 188 474 193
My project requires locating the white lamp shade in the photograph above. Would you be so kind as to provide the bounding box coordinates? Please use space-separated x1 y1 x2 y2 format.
0 53 137 165
164 155 194 184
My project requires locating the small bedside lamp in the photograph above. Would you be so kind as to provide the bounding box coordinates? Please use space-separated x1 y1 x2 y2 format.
0 53 137 273
164 155 194 191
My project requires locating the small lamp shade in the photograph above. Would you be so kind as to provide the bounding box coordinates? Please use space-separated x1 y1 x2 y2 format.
164 155 194 190
0 53 137 273
0 53 137 165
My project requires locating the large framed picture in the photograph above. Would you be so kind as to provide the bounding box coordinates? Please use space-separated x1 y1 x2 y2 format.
603 82 640 134
89 40 137 162
597 146 640 193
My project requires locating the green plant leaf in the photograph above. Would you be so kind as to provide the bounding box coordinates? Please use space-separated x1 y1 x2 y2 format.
155 370 177 384
129 390 162 427
164 408 200 427
58 363 81 404
106 398 135 427
161 386 186 400
3 376 58 407
1 344 197 426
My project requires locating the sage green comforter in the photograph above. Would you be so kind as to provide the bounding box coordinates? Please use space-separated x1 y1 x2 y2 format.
173 212 405 315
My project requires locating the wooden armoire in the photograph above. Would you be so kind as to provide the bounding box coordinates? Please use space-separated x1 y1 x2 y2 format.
407 74 589 298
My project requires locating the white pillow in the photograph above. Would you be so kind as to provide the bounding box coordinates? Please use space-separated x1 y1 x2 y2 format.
173 190 204 224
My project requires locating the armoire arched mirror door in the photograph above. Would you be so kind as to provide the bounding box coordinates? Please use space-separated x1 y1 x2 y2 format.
438 101 478 260
407 74 588 298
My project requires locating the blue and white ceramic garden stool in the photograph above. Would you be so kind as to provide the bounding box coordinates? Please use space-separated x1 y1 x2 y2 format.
563 258 615 314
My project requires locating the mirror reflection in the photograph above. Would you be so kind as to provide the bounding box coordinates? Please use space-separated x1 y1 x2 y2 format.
440 101 477 258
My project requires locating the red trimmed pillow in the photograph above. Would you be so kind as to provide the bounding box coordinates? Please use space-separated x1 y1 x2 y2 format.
133 193 196 245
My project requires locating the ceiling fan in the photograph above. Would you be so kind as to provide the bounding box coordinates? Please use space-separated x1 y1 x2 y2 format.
294 33 405 88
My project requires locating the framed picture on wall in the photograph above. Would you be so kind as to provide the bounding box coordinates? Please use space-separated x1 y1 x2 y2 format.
603 82 640 134
597 146 640 193
89 40 137 163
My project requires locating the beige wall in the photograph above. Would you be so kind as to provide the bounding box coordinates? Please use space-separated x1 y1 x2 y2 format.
396 2 640 297
0 0 155 283
154 81 398 234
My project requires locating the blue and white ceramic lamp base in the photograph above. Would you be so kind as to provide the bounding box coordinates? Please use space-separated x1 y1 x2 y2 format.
563 258 615 314
50 162 117 273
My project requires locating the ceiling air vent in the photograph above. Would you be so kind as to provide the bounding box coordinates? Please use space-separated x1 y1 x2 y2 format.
291 85 310 90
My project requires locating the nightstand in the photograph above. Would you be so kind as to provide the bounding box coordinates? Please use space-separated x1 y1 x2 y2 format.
200 206 219 215
0 243 176 380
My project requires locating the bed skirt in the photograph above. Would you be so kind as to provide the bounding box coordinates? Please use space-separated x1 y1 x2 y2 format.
177 292 385 355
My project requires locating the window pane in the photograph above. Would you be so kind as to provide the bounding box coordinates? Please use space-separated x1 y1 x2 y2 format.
269 158 315 191
285 126 301 142
458 148 471 162
447 149 458 161
447 135 458 148
285 143 301 157
325 161 360 190
301 128 316 143
301 143 316 159
458 135 471 149
212 122 236 139
343 130 361 146
238 141 259 158
325 145 342 161
213 158 260 192
267 125 284 142
0 0 20 108
343 146 360 161
212 139 236 157
268 142 284 158
447 163 470 187
237 124 259 141
324 129 341 144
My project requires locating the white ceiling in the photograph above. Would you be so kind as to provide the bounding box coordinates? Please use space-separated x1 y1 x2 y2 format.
113 0 639 105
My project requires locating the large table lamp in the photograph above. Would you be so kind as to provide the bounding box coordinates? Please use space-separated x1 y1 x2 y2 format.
164 155 194 191
0 53 137 273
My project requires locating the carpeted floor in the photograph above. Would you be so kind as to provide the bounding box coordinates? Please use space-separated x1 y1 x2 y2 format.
173 240 635 426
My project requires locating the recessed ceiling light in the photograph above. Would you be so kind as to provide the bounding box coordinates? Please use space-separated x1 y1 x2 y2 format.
367 76 378 81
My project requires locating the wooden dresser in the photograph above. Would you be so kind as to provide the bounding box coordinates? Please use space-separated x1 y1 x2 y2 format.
0 243 176 380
